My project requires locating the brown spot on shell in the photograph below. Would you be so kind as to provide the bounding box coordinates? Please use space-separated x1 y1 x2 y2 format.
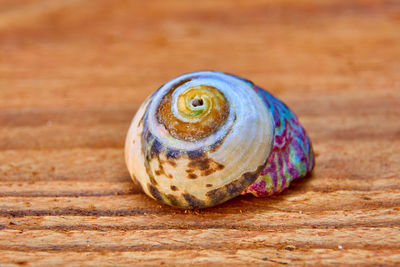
188 158 210 171
188 173 198 179
206 159 268 207
183 194 206 209
148 185 163 202
206 184 213 187
187 155 225 177
166 194 180 207
167 160 177 167
204 169 213 176
149 176 157 185
141 133 158 186
149 141 174 179
170 185 178 191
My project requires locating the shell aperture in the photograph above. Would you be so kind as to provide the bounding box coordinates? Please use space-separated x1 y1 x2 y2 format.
125 71 314 209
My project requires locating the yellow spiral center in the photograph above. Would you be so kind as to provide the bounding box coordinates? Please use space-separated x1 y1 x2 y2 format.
157 85 229 141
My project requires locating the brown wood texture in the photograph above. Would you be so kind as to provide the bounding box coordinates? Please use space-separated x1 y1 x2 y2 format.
0 0 399 266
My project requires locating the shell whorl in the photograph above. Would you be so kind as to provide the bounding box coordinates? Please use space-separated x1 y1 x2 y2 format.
157 84 229 141
125 71 274 208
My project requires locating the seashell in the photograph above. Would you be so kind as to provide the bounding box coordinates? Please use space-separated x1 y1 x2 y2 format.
125 71 314 209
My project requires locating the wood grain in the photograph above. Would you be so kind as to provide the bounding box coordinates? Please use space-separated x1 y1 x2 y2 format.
0 0 399 266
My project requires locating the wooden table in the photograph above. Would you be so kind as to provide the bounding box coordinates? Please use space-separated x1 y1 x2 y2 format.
0 0 399 265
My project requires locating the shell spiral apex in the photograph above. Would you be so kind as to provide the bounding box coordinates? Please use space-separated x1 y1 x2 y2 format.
125 71 314 209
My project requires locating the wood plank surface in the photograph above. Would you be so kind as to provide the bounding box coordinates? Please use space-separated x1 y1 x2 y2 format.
0 0 399 266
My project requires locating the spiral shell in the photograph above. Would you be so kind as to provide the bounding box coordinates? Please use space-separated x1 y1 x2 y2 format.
125 71 314 209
